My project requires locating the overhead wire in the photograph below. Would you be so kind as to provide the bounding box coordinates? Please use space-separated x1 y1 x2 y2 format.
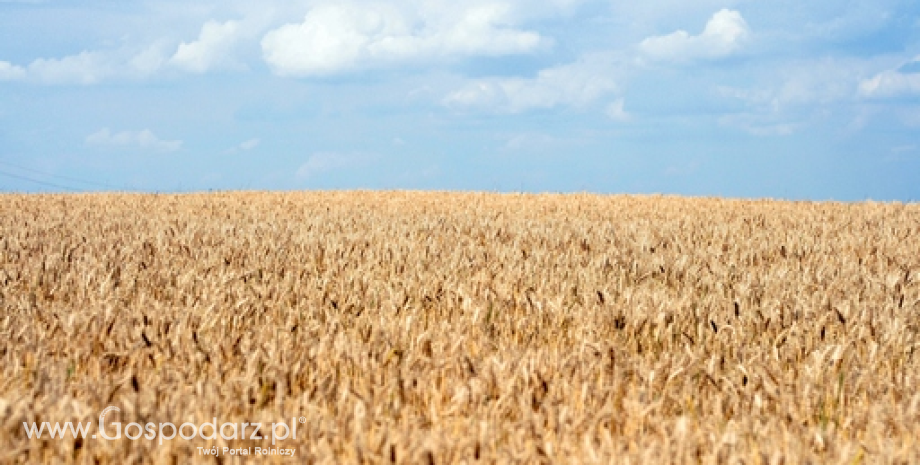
0 169 86 192
0 159 122 190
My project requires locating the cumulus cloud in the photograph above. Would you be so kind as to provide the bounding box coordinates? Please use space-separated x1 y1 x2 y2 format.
605 98 630 121
239 138 260 150
26 51 118 85
639 9 750 63
443 53 622 113
261 2 547 77
858 57 920 98
85 128 182 152
1 46 169 85
171 20 247 73
226 138 261 154
0 61 26 81
130 43 171 76
714 58 874 135
503 132 560 151
5 1 559 83
2 17 255 84
296 152 379 179
720 58 868 112
718 113 801 136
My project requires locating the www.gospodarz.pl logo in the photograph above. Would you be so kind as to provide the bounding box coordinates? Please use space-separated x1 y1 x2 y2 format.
23 406 307 448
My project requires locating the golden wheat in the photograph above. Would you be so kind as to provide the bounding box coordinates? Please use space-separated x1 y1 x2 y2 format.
0 191 918 463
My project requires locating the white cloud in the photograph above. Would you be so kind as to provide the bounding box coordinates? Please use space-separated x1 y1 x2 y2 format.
261 2 547 77
499 131 592 154
858 58 920 98
4 1 561 83
85 128 183 152
799 1 893 43
605 98 630 122
130 43 171 76
714 58 880 135
504 132 558 151
0 61 26 81
718 113 801 136
2 16 258 84
885 143 920 162
296 152 379 179
26 51 117 85
443 53 622 113
2 46 169 85
720 58 869 111
171 20 247 73
429 3 546 55
639 9 750 63
224 138 261 154
239 138 260 150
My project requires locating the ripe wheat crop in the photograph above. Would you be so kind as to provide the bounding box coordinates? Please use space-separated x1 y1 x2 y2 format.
1 191 918 463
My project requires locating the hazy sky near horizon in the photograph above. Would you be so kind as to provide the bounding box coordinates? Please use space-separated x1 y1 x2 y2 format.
1 0 919 200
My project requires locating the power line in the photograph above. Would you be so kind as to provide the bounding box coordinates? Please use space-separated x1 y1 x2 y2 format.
0 169 86 192
0 160 121 190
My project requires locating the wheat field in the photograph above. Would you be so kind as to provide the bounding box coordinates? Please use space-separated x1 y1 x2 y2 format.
0 191 918 464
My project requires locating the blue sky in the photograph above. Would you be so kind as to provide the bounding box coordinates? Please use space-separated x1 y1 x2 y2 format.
1 0 918 200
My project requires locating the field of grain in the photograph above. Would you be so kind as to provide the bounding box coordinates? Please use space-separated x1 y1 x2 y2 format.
0 191 918 463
